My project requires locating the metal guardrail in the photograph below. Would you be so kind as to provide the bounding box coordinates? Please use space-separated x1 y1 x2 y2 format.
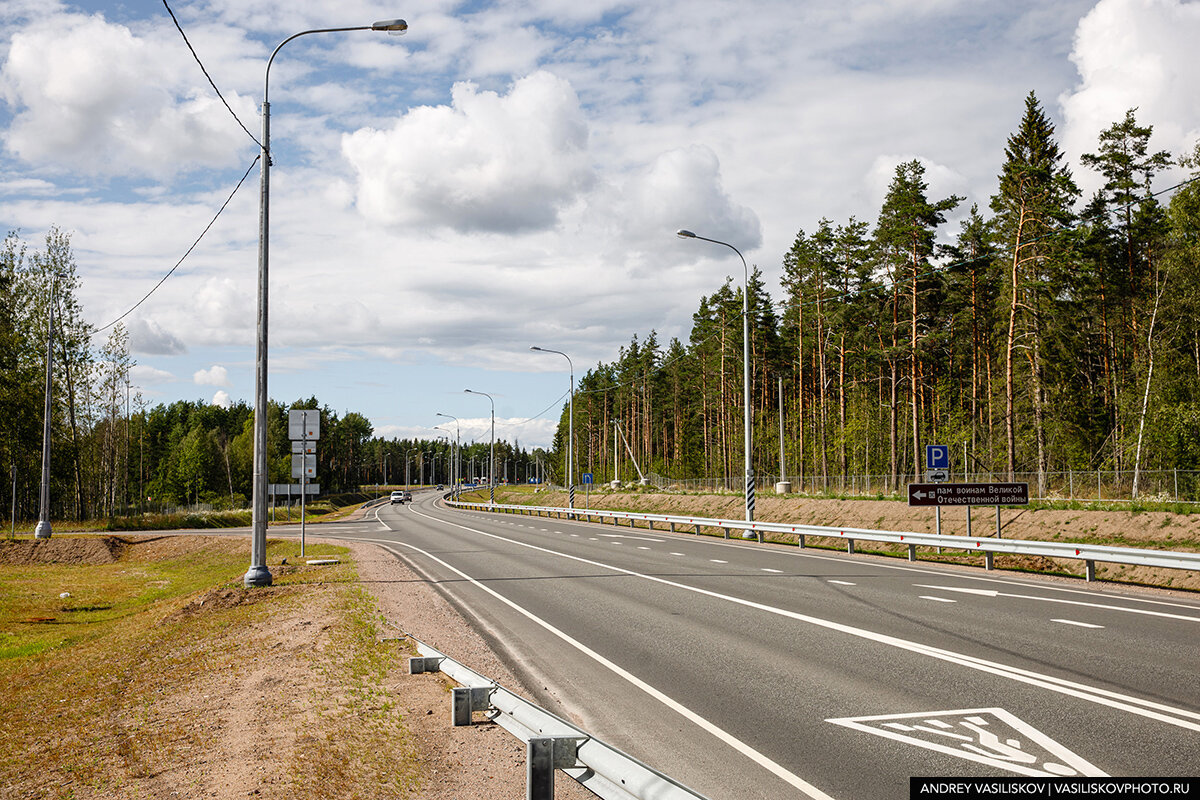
446 500 1200 582
400 635 709 800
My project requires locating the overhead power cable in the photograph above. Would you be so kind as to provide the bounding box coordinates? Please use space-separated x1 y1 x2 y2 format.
94 156 259 335
162 0 262 149
495 389 570 430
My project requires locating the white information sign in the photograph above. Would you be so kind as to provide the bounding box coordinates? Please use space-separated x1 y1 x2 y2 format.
288 409 320 440
291 453 316 479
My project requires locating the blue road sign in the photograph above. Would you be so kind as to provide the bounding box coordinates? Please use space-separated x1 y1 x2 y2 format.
582 472 594 485
926 444 949 470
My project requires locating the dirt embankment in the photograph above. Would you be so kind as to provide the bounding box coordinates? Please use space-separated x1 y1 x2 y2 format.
519 489 1200 592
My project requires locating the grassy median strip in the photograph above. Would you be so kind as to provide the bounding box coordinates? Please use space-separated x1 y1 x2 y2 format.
0 535 419 799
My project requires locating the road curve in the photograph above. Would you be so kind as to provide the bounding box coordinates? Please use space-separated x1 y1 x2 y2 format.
313 491 1200 799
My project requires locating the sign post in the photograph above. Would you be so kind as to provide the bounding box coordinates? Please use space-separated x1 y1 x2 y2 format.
925 445 950 543
582 472 593 509
289 409 320 558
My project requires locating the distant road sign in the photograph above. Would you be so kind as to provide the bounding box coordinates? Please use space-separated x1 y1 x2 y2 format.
288 408 320 440
926 469 950 483
581 473 594 485
908 482 1028 507
291 453 316 479
926 444 950 470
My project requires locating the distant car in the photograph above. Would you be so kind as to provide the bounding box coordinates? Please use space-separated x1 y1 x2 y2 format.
390 491 406 504
436 484 444 491
402 490 412 502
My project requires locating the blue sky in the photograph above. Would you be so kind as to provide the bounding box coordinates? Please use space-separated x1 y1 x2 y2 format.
2 0 1198 449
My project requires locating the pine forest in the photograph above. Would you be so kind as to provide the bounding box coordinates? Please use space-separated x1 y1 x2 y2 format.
4 95 1200 521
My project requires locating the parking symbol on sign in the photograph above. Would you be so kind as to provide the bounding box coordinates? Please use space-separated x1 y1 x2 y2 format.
926 445 949 470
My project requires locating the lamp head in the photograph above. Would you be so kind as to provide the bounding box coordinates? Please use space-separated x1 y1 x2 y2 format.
676 229 696 239
372 18 408 33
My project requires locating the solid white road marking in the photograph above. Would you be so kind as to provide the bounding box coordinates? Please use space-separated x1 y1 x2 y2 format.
670 552 685 556
828 707 1105 777
827 580 856 586
710 559 728 564
920 596 957 603
365 531 836 800
1053 619 1105 629
913 584 1200 623
761 568 783 573
401 508 1200 735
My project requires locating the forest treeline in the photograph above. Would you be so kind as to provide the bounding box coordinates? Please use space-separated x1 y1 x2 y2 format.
0 230 542 520
5 93 1200 519
552 95 1200 498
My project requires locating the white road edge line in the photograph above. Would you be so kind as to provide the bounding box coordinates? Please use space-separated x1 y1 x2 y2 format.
404 505 1200 734
920 596 957 603
363 525 835 800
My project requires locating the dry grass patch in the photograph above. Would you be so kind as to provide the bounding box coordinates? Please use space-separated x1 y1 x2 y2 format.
0 536 421 800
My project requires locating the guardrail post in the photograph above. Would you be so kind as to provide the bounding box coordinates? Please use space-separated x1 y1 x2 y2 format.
409 656 443 674
722 526 730 539
907 544 916 561
1085 560 1096 582
527 737 582 800
847 539 855 554
670 522 675 533
695 523 701 535
984 551 994 571
798 534 805 548
452 685 495 726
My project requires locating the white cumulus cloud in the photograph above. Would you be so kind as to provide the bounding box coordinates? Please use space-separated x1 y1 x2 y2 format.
0 12 253 177
211 390 232 409
194 365 229 386
342 70 593 233
1059 0 1200 185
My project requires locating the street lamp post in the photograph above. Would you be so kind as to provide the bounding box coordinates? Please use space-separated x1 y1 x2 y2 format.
436 413 461 495
677 229 758 541
34 272 66 539
244 17 408 588
464 389 495 505
530 346 574 513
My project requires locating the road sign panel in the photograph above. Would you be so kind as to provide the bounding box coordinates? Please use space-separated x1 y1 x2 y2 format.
581 472 594 485
908 482 1028 506
926 444 949 470
288 408 320 440
291 453 316 479
291 440 316 454
269 483 319 496
925 469 949 483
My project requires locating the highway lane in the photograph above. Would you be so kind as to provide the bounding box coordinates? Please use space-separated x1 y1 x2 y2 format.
317 492 1200 799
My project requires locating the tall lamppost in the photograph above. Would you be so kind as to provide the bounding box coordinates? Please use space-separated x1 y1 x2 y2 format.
530 346 574 513
464 389 495 505
244 17 409 588
436 412 461 494
677 229 757 541
34 271 67 539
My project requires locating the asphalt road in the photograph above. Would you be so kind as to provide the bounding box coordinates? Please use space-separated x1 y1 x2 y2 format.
305 491 1200 799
